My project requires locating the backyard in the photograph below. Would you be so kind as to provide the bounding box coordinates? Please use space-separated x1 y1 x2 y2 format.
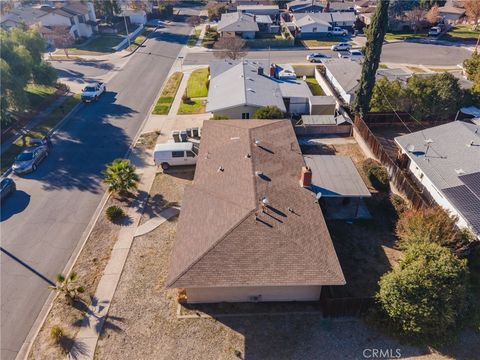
152 72 184 115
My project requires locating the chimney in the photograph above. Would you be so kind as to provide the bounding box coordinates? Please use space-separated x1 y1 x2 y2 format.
299 166 312 187
258 66 264 76
269 64 275 77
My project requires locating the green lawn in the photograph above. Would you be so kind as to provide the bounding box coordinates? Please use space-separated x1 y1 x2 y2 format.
187 28 201 47
443 25 480 42
127 29 153 51
378 64 389 69
178 99 205 115
202 28 219 48
304 77 325 96
25 84 57 109
1 94 80 174
384 32 425 41
185 68 209 98
301 38 350 47
152 72 183 115
69 35 125 54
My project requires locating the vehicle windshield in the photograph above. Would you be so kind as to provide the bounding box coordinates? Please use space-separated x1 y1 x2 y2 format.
192 144 199 155
84 86 96 92
16 152 33 161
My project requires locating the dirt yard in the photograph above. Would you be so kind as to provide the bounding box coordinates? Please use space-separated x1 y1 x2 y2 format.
93 159 467 360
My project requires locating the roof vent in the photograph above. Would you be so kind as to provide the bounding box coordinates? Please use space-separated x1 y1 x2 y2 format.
247 88 255 92
262 197 269 205
245 153 251 158
467 140 474 147
230 136 240 140
455 168 466 175
254 139 261 146
217 166 224 172
255 171 263 177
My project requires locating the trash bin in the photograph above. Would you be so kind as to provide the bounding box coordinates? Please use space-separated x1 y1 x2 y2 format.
192 127 199 138
172 130 180 143
179 130 188 142
186 128 193 137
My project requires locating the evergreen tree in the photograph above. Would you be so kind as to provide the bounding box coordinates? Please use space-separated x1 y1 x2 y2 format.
354 0 389 116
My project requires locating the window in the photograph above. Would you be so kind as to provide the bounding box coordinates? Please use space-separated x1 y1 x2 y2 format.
241 112 250 119
186 151 195 158
69 17 75 26
312 27 317 32
172 151 184 158
78 15 85 23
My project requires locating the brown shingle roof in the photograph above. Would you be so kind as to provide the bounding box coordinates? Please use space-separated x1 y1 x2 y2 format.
167 120 345 288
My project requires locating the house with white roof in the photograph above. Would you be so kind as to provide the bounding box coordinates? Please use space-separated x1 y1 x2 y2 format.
292 12 356 37
395 121 480 239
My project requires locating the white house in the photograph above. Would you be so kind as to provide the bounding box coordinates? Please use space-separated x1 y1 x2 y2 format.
120 9 147 25
395 121 480 239
321 59 362 105
292 12 356 37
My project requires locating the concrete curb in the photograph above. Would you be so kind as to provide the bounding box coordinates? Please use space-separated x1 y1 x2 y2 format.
18 27 188 360
1 96 83 179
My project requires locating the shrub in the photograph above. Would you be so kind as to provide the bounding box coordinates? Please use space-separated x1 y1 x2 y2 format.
377 242 468 341
396 206 461 249
50 325 63 343
253 106 284 119
390 193 409 215
182 95 191 104
362 158 389 191
106 205 124 222
33 62 58 86
211 114 229 120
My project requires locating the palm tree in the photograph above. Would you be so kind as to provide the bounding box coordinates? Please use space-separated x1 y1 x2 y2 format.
49 272 85 304
103 159 140 196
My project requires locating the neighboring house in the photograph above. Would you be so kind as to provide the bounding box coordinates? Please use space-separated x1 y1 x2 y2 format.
395 121 480 240
120 9 147 25
217 12 259 38
438 5 465 23
292 12 356 37
166 119 346 303
287 0 324 13
206 59 321 118
321 58 362 105
1 2 97 40
237 4 279 17
328 1 356 12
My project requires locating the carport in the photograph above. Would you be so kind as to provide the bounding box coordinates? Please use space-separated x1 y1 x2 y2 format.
303 155 371 219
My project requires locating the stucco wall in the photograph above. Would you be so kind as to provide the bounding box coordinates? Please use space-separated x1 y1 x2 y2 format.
187 285 322 303
213 105 260 119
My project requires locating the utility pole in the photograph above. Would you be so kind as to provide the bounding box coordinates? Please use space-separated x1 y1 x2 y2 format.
124 15 131 47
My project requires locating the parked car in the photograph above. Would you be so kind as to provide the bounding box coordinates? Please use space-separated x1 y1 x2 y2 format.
0 178 16 201
328 27 348 36
81 82 106 103
153 142 198 170
306 52 331 63
338 49 363 61
428 26 442 36
331 43 352 51
12 145 49 175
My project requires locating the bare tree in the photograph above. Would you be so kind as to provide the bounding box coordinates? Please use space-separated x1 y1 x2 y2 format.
406 7 426 34
213 36 247 60
465 0 480 30
128 0 149 11
187 15 202 28
426 4 439 25
51 26 75 58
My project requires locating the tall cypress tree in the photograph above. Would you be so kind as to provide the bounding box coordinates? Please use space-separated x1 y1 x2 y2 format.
354 0 389 116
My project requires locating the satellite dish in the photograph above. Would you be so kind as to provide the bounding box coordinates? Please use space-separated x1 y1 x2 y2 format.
316 192 322 200
406 144 415 152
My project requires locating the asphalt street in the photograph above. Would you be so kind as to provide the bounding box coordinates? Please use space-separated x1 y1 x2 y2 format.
0 20 191 360
183 41 472 66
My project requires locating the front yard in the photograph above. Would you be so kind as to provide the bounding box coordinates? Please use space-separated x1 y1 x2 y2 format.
185 68 209 98
384 32 426 41
442 25 480 42
68 35 125 55
301 38 351 47
178 99 205 115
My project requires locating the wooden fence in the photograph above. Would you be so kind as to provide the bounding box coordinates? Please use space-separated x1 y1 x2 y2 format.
320 287 374 317
353 115 433 209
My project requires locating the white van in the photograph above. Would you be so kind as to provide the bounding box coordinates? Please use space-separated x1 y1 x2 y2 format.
153 142 198 170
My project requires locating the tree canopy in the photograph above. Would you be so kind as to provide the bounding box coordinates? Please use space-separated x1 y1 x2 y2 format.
377 242 468 340
253 106 284 119
0 27 57 127
354 0 389 116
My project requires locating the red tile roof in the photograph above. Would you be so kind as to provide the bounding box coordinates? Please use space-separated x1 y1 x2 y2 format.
167 120 345 289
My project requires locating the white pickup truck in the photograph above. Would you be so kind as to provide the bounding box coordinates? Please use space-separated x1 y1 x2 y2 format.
329 27 348 36
81 82 106 103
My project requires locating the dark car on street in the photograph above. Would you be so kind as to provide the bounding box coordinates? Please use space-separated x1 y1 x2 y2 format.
0 178 16 201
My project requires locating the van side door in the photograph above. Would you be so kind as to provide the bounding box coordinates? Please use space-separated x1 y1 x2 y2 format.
185 150 196 165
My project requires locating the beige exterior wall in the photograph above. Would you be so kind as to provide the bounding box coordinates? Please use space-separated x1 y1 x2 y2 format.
187 285 322 303
213 105 260 119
